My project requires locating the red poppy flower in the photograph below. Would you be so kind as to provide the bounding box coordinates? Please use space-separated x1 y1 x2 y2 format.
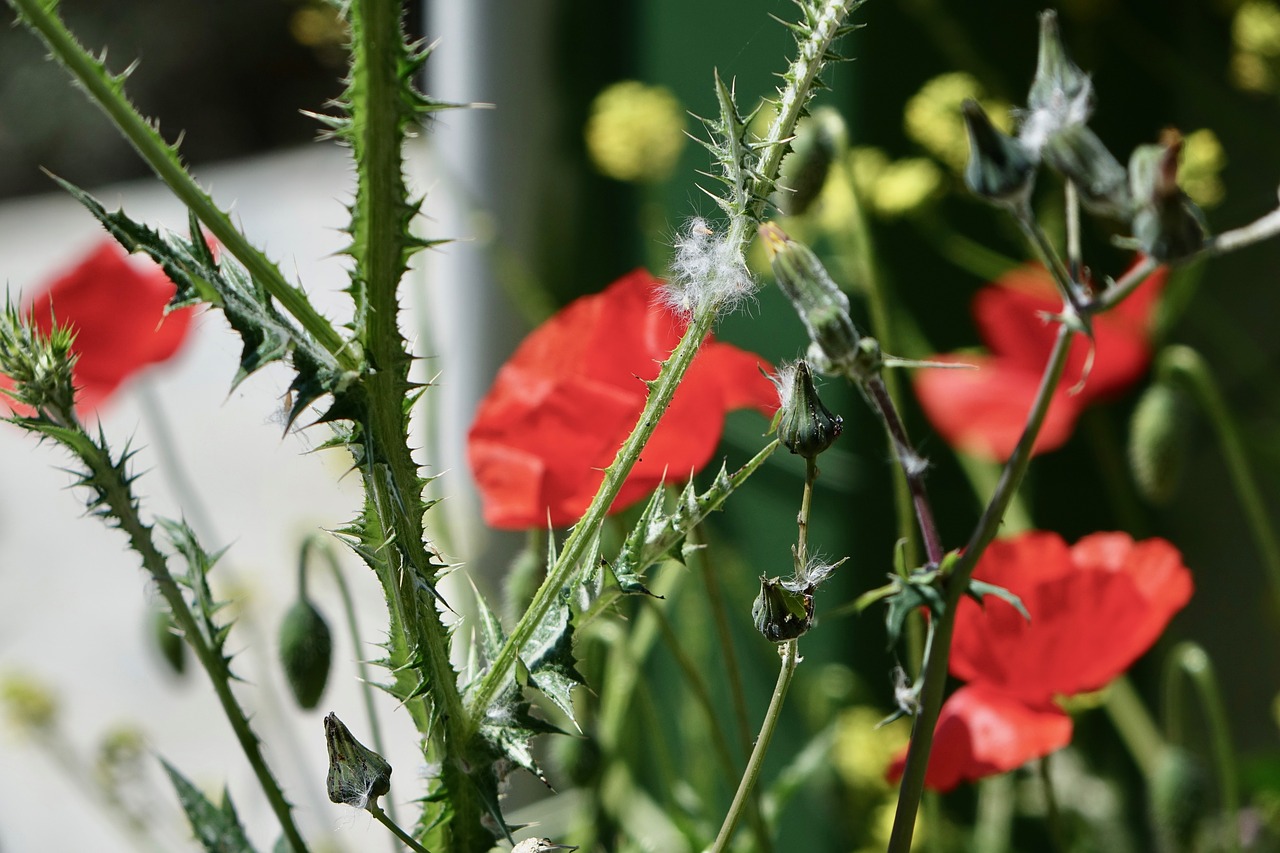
1 240 195 416
912 263 1167 460
467 268 777 529
888 530 1192 792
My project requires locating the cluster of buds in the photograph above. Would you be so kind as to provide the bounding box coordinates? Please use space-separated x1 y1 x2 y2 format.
962 11 1207 262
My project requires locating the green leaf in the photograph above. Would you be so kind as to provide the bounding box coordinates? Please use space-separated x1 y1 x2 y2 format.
161 759 257 853
883 572 943 649
520 595 585 728
967 579 1031 621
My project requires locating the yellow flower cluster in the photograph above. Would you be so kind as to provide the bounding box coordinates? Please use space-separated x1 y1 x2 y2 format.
904 72 1014 173
584 81 687 183
1178 128 1227 208
846 148 944 219
1231 0 1280 92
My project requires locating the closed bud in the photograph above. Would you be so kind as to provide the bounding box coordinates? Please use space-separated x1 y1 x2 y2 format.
1129 381 1192 505
752 575 814 642
778 107 848 216
149 607 187 677
776 360 843 458
279 597 333 710
1149 747 1208 852
1130 131 1209 262
962 99 1037 209
1042 124 1132 220
1027 11 1093 125
758 223 860 372
324 712 391 811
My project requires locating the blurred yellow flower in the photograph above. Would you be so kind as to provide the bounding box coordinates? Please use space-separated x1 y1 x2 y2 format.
832 705 911 792
840 147 942 220
1178 128 1227 207
585 81 687 183
904 72 1014 173
1231 0 1280 91
0 671 57 733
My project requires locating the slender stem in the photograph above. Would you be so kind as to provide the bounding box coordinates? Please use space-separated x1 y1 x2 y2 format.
1015 205 1086 322
370 803 433 853
1039 754 1065 852
709 639 800 853
1103 676 1165 781
1065 182 1082 282
1159 346 1280 614
1163 642 1241 851
889 325 1074 853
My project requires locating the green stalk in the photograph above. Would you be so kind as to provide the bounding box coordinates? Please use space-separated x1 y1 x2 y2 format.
1158 345 1280 614
889 324 1074 852
370 803 433 853
1103 676 1165 781
1162 642 1241 851
5 0 353 368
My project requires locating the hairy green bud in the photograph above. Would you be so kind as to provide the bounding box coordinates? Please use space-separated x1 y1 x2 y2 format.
1130 132 1209 262
279 597 333 710
753 575 814 642
1129 381 1192 505
778 106 848 216
777 360 843 458
1042 124 1131 220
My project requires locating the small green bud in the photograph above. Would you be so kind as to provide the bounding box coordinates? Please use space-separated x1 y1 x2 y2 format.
1041 124 1132 220
324 712 391 811
962 99 1037 209
1129 132 1209 262
279 597 333 710
777 360 843 458
149 607 187 676
778 107 848 216
0 303 79 420
1129 381 1192 505
758 223 860 372
1149 747 1208 852
753 575 814 643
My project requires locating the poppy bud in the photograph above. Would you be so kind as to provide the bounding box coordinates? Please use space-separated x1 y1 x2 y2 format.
279 597 333 710
149 607 187 676
752 575 814 642
1130 132 1209 262
1149 747 1208 852
1041 125 1131 220
778 107 848 216
962 100 1037 209
758 223 860 372
324 712 392 811
777 360 843 458
1128 381 1192 505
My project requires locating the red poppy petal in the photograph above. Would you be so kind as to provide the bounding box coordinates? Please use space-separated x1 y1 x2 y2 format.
912 354 1082 461
886 684 1072 792
951 531 1193 704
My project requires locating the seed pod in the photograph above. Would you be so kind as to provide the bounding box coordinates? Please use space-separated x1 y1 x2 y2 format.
752 575 814 642
1129 132 1209 262
777 360 843 458
962 99 1037 209
279 597 333 710
1129 381 1192 505
1041 124 1131 220
324 712 391 811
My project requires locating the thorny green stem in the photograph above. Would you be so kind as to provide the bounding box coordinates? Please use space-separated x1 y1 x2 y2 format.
5 0 354 370
1159 345 1280 615
889 324 1074 853
470 0 859 726
59 428 309 851
1163 642 1241 851
370 802 433 853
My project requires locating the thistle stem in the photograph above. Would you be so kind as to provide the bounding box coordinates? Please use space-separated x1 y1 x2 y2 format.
370 803 433 853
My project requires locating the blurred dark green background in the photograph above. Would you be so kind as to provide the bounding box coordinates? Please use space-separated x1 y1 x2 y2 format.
6 0 1280 849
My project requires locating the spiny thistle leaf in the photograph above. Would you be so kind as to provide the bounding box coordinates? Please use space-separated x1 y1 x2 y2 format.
161 760 257 853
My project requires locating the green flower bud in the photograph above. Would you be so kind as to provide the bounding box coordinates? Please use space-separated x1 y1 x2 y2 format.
1041 124 1132 220
324 712 391 811
1130 132 1209 262
1149 747 1208 852
778 107 848 216
758 223 860 372
149 607 187 677
962 99 1037 209
1129 381 1192 505
1027 10 1092 121
279 597 333 710
777 360 843 458
752 575 814 643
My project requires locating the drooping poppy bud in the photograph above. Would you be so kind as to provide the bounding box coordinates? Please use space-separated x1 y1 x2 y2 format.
775 360 843 458
1128 380 1192 505
324 712 392 811
962 100 1037 210
778 107 848 216
279 597 333 710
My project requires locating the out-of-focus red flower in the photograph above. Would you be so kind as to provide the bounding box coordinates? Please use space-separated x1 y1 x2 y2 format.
912 263 1167 460
887 530 1192 792
468 269 777 530
1 240 195 416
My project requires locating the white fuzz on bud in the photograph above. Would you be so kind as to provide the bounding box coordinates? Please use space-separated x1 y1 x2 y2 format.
664 217 757 316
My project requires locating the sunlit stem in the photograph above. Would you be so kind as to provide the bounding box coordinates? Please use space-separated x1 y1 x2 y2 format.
370 802 432 853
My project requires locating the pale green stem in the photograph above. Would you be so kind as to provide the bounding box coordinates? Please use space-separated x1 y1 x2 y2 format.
1103 676 1165 781
973 774 1014 853
370 803 433 853
889 324 1074 853
1159 345 1280 615
709 639 800 853
1039 754 1065 853
1163 642 1241 852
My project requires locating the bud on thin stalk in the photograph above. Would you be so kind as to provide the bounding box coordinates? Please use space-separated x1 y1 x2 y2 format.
324 712 392 811
776 360 843 458
962 99 1037 210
